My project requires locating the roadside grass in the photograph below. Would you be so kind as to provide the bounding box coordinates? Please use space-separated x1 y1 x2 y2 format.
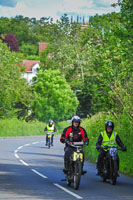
0 118 45 137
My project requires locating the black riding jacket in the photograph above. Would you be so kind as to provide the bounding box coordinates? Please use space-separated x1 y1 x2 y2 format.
60 125 89 146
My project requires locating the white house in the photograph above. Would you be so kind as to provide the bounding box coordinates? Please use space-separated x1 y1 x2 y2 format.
22 60 40 84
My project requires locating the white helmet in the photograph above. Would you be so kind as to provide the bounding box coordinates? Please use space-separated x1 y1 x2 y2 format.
71 116 81 123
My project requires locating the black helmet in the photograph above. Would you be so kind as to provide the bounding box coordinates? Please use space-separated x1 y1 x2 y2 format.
71 116 81 123
105 120 114 131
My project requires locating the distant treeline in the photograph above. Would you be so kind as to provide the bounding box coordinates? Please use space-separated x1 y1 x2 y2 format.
0 0 132 123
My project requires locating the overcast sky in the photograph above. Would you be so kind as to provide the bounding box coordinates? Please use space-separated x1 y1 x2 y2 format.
0 0 120 22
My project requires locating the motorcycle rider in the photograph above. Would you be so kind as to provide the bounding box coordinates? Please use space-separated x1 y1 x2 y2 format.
96 120 127 175
60 116 89 174
44 120 57 146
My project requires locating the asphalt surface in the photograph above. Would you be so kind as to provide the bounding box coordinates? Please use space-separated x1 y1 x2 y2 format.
0 135 133 200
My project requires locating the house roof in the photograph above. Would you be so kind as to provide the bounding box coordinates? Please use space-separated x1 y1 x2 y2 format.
23 60 40 72
38 42 48 53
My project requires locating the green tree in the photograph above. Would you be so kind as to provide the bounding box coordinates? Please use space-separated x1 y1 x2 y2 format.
0 40 32 118
19 43 38 56
82 12 132 117
33 69 79 121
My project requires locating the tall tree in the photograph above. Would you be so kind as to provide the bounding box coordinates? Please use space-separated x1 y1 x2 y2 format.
0 40 32 118
33 69 79 122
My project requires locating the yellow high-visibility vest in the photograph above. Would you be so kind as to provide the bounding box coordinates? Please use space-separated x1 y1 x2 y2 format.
47 124 54 133
101 131 117 151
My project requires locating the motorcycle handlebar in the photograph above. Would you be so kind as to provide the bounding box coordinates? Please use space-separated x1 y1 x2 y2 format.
101 145 122 150
66 141 84 147
46 132 53 134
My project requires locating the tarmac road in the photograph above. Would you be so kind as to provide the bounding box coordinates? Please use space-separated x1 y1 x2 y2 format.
0 135 133 200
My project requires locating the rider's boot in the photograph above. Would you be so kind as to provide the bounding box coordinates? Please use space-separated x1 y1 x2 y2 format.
81 170 87 175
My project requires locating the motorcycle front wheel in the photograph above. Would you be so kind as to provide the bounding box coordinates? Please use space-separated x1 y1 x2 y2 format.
110 160 117 185
101 161 107 182
47 138 51 149
73 160 82 190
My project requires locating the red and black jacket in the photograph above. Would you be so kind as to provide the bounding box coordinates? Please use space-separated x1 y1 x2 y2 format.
60 126 89 144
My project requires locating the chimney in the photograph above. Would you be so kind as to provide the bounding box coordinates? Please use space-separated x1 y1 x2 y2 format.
38 42 48 53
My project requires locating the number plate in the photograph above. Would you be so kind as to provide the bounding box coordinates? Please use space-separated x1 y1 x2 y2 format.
73 152 83 162
48 134 51 138
109 147 117 157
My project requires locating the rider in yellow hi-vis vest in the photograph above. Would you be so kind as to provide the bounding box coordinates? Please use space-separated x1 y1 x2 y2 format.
44 120 57 146
96 120 127 175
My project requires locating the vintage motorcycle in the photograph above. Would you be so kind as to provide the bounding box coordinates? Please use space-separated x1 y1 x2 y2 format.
46 132 52 149
99 145 121 185
63 141 85 190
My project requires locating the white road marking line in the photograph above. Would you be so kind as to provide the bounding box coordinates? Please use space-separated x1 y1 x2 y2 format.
19 159 29 166
15 153 19 159
32 142 39 144
17 146 23 150
23 143 30 146
54 183 83 199
31 169 48 179
15 140 81 199
14 149 18 154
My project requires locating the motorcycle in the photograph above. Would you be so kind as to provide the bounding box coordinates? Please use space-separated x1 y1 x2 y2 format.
46 132 52 149
99 145 121 185
63 141 85 190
